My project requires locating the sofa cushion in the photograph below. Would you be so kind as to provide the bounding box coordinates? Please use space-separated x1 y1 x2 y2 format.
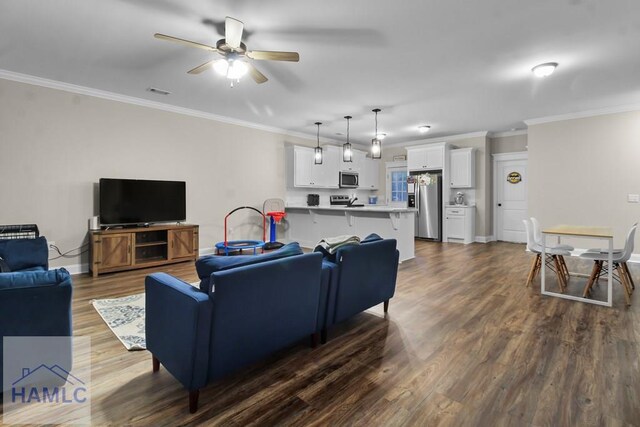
196 242 303 293
0 268 71 290
0 237 49 271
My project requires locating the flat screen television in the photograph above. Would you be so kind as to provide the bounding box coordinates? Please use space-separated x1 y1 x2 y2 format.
99 178 186 226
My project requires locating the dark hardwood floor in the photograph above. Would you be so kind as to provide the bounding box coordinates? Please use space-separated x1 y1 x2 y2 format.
5 241 639 426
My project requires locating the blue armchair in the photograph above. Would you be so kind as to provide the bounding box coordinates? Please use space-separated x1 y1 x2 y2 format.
320 238 399 343
0 237 49 272
0 268 73 392
146 252 327 413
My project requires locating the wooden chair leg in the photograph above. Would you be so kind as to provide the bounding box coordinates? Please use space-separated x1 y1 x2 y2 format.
622 262 635 291
616 264 632 306
152 355 160 372
534 254 542 278
320 328 328 345
526 254 539 287
582 261 600 297
560 256 570 281
384 300 390 313
553 256 566 292
311 332 320 348
189 390 199 413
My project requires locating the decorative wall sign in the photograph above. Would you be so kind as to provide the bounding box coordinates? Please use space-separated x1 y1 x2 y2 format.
507 172 522 184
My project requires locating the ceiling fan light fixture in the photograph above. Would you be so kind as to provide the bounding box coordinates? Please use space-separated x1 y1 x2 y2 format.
418 125 431 133
343 116 353 162
314 122 323 165
532 62 558 78
371 108 382 159
213 59 248 80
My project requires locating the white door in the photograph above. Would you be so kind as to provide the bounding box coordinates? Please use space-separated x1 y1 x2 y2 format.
494 153 528 243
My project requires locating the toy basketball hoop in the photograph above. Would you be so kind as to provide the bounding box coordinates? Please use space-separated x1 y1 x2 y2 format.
267 211 286 224
263 199 286 250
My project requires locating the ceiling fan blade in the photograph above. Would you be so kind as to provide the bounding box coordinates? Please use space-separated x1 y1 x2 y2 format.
247 63 268 84
154 33 218 52
225 16 244 49
187 60 216 74
246 50 300 62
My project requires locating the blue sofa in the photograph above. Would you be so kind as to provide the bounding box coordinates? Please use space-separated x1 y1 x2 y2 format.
146 251 328 413
0 238 73 392
319 237 399 343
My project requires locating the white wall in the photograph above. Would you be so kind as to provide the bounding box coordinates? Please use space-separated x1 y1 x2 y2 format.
0 78 315 270
528 110 640 249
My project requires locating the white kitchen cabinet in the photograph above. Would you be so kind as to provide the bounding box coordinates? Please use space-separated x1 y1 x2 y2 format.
341 149 365 172
359 158 380 190
407 145 444 171
293 145 339 188
445 205 475 244
449 148 475 188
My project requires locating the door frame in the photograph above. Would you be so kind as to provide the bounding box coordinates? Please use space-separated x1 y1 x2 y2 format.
492 151 528 242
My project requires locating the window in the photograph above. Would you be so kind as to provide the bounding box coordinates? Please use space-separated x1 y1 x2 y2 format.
387 167 408 206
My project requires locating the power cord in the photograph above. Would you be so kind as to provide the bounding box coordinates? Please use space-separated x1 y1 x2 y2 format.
49 243 90 260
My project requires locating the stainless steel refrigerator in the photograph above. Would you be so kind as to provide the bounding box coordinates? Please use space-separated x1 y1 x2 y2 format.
409 172 442 241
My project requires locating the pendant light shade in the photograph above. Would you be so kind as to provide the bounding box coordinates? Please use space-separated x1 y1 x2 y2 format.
371 108 382 159
343 116 353 162
314 122 323 165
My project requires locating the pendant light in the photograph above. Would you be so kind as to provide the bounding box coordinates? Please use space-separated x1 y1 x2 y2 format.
314 122 323 165
371 108 382 159
343 116 353 162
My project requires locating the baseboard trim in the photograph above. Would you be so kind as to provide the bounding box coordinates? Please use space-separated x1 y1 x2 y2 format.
475 235 495 243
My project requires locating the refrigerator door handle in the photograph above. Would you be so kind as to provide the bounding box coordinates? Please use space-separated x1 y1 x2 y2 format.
415 186 419 216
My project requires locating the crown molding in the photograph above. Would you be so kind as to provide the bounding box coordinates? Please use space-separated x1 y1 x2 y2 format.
524 103 640 126
0 69 339 144
488 129 528 138
385 131 489 148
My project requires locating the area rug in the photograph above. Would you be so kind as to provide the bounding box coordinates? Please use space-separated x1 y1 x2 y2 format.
91 281 200 351
92 293 147 350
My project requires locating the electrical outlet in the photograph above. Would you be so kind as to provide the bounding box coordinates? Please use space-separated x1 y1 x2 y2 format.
628 194 640 203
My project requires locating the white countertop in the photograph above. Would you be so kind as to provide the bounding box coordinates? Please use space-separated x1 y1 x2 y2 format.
445 204 476 208
285 204 417 213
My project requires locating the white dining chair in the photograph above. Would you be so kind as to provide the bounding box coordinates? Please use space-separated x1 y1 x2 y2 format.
523 219 572 291
581 222 637 292
579 224 636 306
530 217 573 280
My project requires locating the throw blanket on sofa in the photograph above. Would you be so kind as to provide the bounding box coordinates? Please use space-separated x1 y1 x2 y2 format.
315 235 361 255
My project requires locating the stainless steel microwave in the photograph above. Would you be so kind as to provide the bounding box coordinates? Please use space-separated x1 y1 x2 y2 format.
339 171 359 188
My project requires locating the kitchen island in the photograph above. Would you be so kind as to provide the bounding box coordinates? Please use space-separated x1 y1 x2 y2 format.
284 205 416 262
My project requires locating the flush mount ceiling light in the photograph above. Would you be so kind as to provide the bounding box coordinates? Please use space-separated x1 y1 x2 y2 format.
418 125 431 133
371 108 382 159
314 122 323 165
532 62 558 78
343 116 353 163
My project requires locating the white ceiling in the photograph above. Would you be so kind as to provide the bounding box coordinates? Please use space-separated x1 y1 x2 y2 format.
1 0 640 144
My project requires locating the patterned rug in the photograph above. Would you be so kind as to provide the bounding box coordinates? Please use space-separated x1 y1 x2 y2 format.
92 293 147 350
91 281 200 351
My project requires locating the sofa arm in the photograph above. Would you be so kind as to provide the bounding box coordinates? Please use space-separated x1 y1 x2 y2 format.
145 273 212 391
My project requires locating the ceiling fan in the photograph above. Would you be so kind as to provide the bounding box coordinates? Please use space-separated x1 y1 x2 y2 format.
154 16 299 85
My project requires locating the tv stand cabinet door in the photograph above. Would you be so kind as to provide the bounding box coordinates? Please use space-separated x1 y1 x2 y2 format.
95 233 133 273
168 228 195 260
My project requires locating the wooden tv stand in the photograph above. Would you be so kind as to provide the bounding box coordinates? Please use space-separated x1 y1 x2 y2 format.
89 224 199 277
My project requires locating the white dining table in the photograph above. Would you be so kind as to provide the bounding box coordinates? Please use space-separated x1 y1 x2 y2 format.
541 225 614 307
